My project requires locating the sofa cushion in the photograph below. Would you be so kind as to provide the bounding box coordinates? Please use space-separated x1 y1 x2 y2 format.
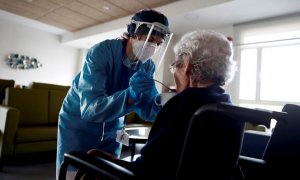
5 88 48 125
29 82 70 91
16 126 57 143
14 141 57 154
125 112 137 123
48 90 67 124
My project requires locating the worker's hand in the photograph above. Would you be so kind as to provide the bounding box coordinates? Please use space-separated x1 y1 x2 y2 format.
137 61 155 77
140 82 159 103
128 71 156 102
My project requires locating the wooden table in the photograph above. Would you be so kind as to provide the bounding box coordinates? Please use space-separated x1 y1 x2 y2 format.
125 126 151 161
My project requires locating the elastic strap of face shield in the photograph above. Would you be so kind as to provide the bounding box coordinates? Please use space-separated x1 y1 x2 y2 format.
131 20 170 39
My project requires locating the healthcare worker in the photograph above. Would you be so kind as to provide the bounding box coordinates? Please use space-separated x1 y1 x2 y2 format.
56 9 172 179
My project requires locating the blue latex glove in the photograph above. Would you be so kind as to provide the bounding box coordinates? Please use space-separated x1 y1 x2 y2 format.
137 60 155 78
140 82 159 104
129 71 156 102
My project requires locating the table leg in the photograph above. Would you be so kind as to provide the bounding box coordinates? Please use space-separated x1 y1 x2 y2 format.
131 142 136 162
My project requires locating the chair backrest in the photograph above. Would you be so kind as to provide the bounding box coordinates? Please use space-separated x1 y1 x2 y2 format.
176 103 275 180
262 104 300 177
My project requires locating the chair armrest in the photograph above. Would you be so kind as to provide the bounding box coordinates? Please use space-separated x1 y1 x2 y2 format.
239 155 266 166
0 105 20 156
238 155 268 179
58 151 135 180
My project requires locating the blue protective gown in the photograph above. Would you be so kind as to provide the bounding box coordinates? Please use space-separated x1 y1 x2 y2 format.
56 39 161 170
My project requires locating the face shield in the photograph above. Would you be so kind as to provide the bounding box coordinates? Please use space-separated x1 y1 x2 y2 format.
130 20 173 72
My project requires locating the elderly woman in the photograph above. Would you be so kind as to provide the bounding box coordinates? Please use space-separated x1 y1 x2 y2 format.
127 30 237 178
74 30 238 179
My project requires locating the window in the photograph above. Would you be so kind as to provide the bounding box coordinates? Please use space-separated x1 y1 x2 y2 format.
239 49 257 100
260 45 300 102
238 44 300 112
234 14 300 116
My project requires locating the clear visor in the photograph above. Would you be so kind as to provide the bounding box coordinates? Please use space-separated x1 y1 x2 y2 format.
131 21 173 76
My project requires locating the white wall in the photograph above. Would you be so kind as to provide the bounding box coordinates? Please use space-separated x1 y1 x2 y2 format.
213 26 236 98
0 18 79 87
0 24 192 91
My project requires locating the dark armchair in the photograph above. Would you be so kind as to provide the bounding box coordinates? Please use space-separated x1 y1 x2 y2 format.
239 104 300 179
58 103 285 180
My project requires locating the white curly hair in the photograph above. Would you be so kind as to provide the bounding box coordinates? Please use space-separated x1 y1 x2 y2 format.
173 30 236 85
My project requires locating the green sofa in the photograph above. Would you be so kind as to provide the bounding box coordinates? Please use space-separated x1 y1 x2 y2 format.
125 112 152 128
0 82 69 169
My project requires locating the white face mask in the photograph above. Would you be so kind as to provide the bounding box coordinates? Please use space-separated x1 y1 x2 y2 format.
132 40 157 63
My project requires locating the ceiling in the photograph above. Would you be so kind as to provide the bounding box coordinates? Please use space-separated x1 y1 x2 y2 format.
1 0 300 49
0 0 176 32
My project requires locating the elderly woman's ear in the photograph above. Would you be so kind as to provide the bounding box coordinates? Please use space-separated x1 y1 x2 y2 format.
174 58 191 92
185 59 192 74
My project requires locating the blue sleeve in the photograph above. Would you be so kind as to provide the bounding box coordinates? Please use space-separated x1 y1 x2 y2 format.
135 95 162 122
78 42 135 123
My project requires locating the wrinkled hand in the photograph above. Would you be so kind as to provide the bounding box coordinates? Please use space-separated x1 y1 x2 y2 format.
128 71 156 102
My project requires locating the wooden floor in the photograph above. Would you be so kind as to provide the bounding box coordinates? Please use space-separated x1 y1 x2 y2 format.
0 144 144 180
0 151 57 180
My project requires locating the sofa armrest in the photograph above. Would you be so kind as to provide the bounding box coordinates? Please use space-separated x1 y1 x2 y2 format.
0 105 20 156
